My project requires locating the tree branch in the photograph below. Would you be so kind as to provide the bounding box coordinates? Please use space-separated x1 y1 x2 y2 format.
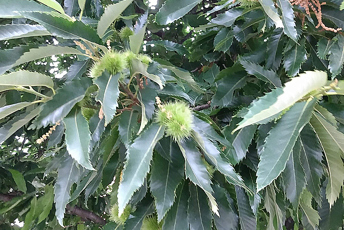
193 102 211 111
0 193 107 226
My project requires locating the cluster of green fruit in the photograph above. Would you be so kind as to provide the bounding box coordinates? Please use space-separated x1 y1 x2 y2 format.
89 50 152 78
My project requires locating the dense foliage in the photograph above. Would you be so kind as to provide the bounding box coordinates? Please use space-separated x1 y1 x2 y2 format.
0 0 344 229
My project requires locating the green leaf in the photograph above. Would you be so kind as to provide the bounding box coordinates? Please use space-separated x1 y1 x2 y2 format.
118 110 139 147
257 99 316 191
63 108 93 170
0 0 52 18
151 139 184 221
212 73 247 107
158 84 196 105
240 59 282 87
65 60 89 81
276 0 298 41
0 45 35 75
8 169 27 193
156 0 202 25
0 102 38 120
34 77 92 128
223 117 257 165
328 34 344 78
97 0 133 37
9 45 84 73
264 185 284 229
235 186 257 230
94 72 120 126
118 123 165 215
0 107 40 144
187 184 212 230
319 186 344 230
123 198 154 230
210 8 243 27
0 24 50 41
341 1 344 10
266 28 284 71
283 40 307 77
192 129 247 190
178 139 218 215
37 185 54 224
317 38 334 60
22 197 37 230
258 0 283 28
159 61 202 93
130 25 146 54
20 11 101 43
131 59 164 90
146 40 188 56
162 181 189 230
281 138 306 207
213 185 239 230
54 155 82 226
299 125 323 203
36 0 65 14
78 0 86 18
321 6 344 31
300 189 320 228
235 71 327 132
0 71 54 91
214 28 233 52
310 113 344 206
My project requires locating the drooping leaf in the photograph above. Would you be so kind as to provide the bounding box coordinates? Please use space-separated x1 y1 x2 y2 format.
97 0 133 37
36 0 65 14
158 84 196 105
63 108 93 170
131 59 164 90
54 155 82 226
214 28 233 52
0 24 50 41
20 11 101 43
264 185 284 230
300 189 320 228
0 102 38 120
34 77 92 128
130 25 146 54
319 184 344 230
150 143 184 221
118 110 139 147
223 117 257 165
266 28 284 71
0 71 54 91
187 184 212 230
8 169 27 193
201 64 219 85
162 181 189 230
146 40 188 56
0 45 36 75
138 80 158 120
123 198 154 230
192 129 247 190
299 125 323 203
37 185 54 224
257 99 316 191
22 197 37 230
0 107 40 144
212 73 247 107
156 0 202 25
283 39 307 77
5 45 84 73
234 71 327 132
310 112 344 206
213 185 239 230
63 0 79 16
328 34 344 78
210 8 243 27
65 60 89 81
276 0 298 41
235 186 257 230
281 138 306 207
94 71 120 126
321 5 344 31
317 38 334 60
258 0 283 28
0 0 52 18
240 59 282 87
117 123 165 215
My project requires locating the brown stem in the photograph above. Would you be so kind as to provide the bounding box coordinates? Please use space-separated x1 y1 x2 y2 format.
119 82 139 104
193 102 211 111
0 193 107 226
